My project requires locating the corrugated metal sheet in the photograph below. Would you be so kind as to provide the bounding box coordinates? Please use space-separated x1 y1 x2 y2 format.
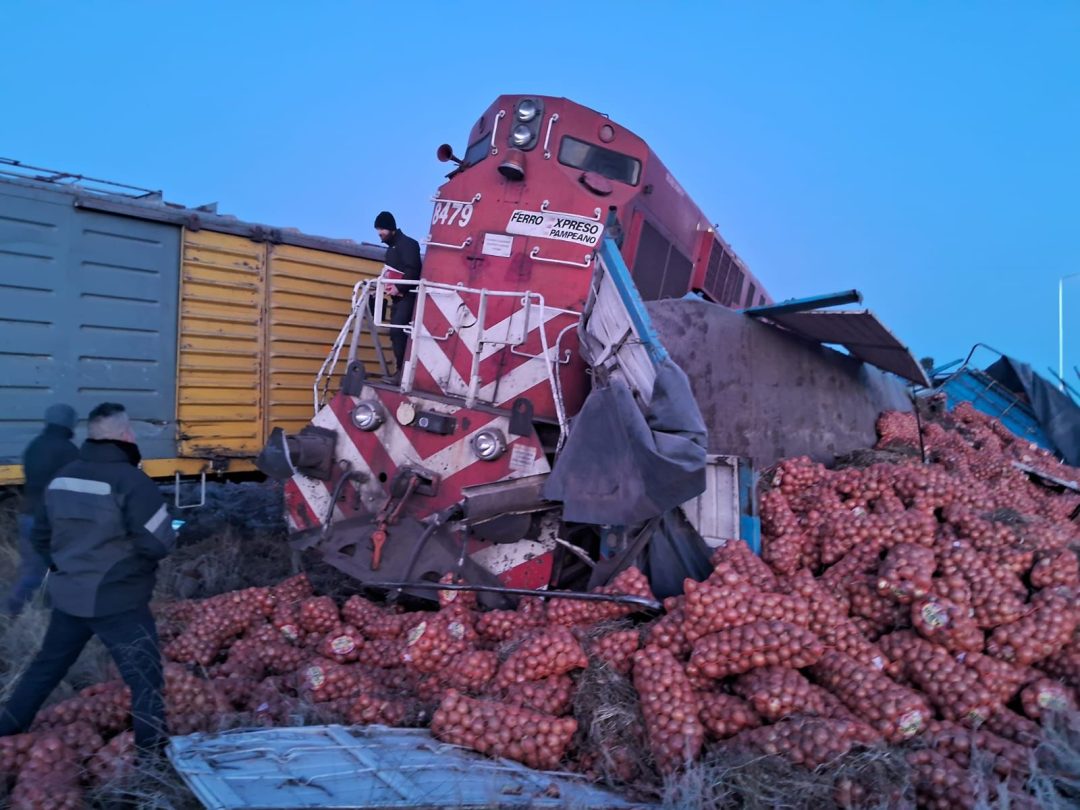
177 230 265 457
265 244 387 435
168 725 647 809
766 309 930 387
0 180 179 462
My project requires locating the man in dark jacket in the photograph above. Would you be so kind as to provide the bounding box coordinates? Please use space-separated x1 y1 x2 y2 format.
6 403 79 615
375 210 423 384
0 402 175 755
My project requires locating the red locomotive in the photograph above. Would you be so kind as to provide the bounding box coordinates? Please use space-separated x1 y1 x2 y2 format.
259 94 918 602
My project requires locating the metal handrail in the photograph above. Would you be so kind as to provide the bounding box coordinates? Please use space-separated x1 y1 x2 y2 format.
315 275 582 441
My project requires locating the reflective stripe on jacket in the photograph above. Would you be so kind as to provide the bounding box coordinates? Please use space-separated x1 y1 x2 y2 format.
32 439 175 617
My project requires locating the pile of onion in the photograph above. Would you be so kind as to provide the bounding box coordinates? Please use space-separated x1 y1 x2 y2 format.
9 735 83 810
585 628 640 675
687 621 823 681
546 567 654 627
809 651 931 743
431 690 577 771
987 587 1079 666
728 714 878 769
495 627 588 687
733 666 848 723
696 692 761 740
632 646 704 774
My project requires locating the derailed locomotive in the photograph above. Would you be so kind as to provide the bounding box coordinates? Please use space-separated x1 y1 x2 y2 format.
257 95 927 603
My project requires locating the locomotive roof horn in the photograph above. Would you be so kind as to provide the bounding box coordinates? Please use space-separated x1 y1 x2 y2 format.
436 144 462 165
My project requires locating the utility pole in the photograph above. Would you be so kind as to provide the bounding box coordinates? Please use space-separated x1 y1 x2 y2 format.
1059 273 1080 391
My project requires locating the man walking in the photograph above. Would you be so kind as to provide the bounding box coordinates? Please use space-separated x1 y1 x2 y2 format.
6 403 79 616
374 211 422 385
0 402 175 756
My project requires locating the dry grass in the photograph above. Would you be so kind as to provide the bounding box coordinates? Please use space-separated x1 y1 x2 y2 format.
660 745 911 810
1028 711 1080 808
571 654 656 793
154 525 294 602
0 497 113 708
87 757 202 810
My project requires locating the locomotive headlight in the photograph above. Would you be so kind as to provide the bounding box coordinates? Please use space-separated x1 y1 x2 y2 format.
351 400 385 431
516 99 538 122
510 124 533 147
471 429 507 461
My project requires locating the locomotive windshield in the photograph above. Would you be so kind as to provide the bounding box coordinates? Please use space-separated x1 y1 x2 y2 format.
558 136 641 186
463 136 490 168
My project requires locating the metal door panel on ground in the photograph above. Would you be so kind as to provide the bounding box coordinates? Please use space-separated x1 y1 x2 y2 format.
177 230 264 457
265 243 386 434
168 725 645 809
0 181 180 463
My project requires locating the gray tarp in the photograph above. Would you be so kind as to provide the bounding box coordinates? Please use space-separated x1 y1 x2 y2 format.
543 358 708 525
984 356 1080 466
644 509 714 600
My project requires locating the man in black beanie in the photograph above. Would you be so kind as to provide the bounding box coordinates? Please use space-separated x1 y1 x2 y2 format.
374 211 422 384
7 403 78 616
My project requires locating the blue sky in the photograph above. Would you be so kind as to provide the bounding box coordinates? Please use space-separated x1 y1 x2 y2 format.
4 2 1079 385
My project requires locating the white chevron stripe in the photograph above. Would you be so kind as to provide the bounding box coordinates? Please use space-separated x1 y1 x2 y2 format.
318 403 390 516
420 291 572 402
374 403 549 483
470 538 556 575
294 404 350 524
292 469 341 525
479 354 552 406
412 325 470 393
427 291 564 362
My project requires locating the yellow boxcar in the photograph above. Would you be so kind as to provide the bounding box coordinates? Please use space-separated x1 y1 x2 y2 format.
0 168 388 485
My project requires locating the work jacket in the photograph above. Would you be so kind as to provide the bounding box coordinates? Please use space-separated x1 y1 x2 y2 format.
20 424 78 515
32 439 175 617
385 230 423 296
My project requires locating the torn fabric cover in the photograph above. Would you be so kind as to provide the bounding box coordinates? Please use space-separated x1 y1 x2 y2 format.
984 356 1080 466
543 358 708 524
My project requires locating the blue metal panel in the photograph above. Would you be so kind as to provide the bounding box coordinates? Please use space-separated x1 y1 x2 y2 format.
168 725 648 809
737 461 761 555
939 369 1054 452
0 180 180 462
598 237 668 365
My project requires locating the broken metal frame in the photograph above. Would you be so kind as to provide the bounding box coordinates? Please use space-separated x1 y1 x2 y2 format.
363 578 662 612
741 289 862 317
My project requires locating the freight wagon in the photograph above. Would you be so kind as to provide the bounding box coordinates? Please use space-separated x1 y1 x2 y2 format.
0 161 388 491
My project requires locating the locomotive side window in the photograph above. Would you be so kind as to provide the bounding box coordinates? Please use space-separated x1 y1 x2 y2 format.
729 271 745 308
463 136 490 168
745 283 757 308
705 247 722 296
558 136 641 186
660 248 693 299
717 253 734 301
632 220 670 300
